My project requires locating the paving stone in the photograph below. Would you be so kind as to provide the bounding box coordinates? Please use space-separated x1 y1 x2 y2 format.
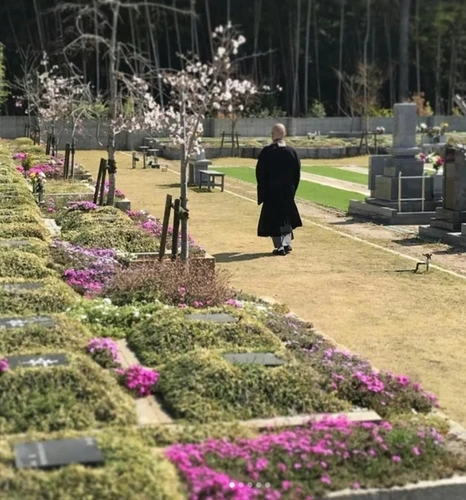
0 316 55 329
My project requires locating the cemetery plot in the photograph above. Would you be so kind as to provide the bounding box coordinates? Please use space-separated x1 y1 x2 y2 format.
7 353 69 369
127 309 282 366
0 250 55 279
155 350 349 422
0 432 183 498
222 352 286 366
0 277 78 315
185 312 239 323
0 354 136 433
0 316 91 352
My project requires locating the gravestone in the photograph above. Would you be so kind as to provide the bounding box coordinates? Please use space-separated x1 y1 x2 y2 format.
7 353 69 369
349 103 441 224
188 149 212 186
0 282 44 293
419 146 466 245
0 316 55 329
0 239 32 248
186 313 238 323
14 437 104 470
223 352 286 366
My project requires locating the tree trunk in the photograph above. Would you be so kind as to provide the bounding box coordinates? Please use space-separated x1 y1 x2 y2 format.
337 0 345 115
252 0 263 82
32 0 45 53
435 12 442 113
384 10 395 108
179 93 189 261
204 0 214 59
93 0 100 93
415 0 421 93
363 0 371 132
173 0 183 68
398 0 411 101
106 4 120 207
447 36 457 115
145 3 164 105
313 1 321 102
292 0 301 117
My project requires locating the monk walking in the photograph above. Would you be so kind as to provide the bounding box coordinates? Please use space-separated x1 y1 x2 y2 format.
256 123 302 256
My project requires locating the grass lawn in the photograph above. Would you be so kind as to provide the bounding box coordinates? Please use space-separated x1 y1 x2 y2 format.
216 166 364 211
301 165 368 185
45 179 93 194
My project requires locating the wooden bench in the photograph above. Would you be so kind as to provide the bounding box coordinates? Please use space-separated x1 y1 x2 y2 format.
198 170 225 192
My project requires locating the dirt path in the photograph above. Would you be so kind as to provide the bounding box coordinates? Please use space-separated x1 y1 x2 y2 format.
78 151 466 426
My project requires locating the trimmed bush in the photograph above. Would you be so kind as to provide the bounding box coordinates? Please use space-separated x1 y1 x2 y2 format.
0 277 78 315
0 354 137 433
58 206 133 232
10 137 34 148
0 431 185 500
62 225 159 253
156 350 349 422
0 222 50 241
0 209 43 224
0 315 92 352
105 261 232 306
0 238 50 258
128 309 283 366
0 250 55 279
0 195 36 208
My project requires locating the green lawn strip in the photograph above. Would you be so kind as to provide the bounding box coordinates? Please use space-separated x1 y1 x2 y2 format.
301 165 368 185
216 167 365 211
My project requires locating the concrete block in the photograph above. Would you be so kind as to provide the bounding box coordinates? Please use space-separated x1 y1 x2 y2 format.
368 155 390 191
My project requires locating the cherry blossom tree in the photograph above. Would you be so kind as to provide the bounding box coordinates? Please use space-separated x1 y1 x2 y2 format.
143 24 263 261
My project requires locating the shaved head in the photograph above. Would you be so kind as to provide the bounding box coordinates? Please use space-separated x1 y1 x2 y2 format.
272 123 286 141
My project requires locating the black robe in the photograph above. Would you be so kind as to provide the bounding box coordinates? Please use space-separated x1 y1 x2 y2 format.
256 141 303 237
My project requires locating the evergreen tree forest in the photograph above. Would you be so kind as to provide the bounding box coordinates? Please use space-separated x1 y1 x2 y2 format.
0 0 465 117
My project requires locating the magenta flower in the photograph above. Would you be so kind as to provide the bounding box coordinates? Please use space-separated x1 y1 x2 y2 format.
116 365 159 397
0 358 8 373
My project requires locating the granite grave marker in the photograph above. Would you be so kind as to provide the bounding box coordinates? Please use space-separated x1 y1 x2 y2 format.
222 352 286 366
7 353 69 369
0 316 55 329
14 437 104 470
186 313 238 323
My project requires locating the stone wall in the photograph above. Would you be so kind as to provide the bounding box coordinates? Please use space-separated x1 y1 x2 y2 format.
1 115 466 150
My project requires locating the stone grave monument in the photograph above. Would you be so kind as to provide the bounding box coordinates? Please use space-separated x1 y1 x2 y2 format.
188 149 212 186
348 103 442 224
419 145 466 246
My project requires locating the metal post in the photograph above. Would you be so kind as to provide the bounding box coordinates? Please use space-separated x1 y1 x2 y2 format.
421 173 425 212
398 172 402 212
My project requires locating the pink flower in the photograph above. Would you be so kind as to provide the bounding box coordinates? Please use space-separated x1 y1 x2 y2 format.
392 455 401 462
321 475 331 485
0 358 9 373
352 482 361 490
412 447 421 456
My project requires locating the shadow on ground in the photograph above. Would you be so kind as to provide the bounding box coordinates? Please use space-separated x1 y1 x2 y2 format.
213 252 274 262
392 237 427 247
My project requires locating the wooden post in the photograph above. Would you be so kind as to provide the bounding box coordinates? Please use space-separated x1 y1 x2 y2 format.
171 198 181 260
99 160 108 206
236 132 240 156
159 194 173 260
45 133 51 155
64 143 71 179
93 158 107 205
70 141 76 178
220 131 225 155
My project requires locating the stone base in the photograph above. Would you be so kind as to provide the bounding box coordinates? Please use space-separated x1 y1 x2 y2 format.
348 200 437 225
115 199 131 211
418 225 466 247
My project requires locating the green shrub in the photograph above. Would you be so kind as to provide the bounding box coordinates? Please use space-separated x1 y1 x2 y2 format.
156 350 349 422
105 261 232 306
62 225 159 253
0 238 50 258
10 137 34 148
128 309 282 366
0 209 43 224
66 298 165 338
0 222 49 241
0 195 36 209
0 431 185 500
0 354 137 433
0 315 91 352
0 277 79 315
0 250 54 279
0 183 31 196
58 206 133 232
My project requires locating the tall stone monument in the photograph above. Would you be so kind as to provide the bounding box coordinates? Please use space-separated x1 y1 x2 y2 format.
348 103 442 224
419 146 466 246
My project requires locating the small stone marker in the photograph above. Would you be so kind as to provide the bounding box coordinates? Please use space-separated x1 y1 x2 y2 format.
7 353 69 369
0 239 32 248
186 313 238 323
223 352 286 366
14 437 104 470
0 316 55 329
0 282 44 292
